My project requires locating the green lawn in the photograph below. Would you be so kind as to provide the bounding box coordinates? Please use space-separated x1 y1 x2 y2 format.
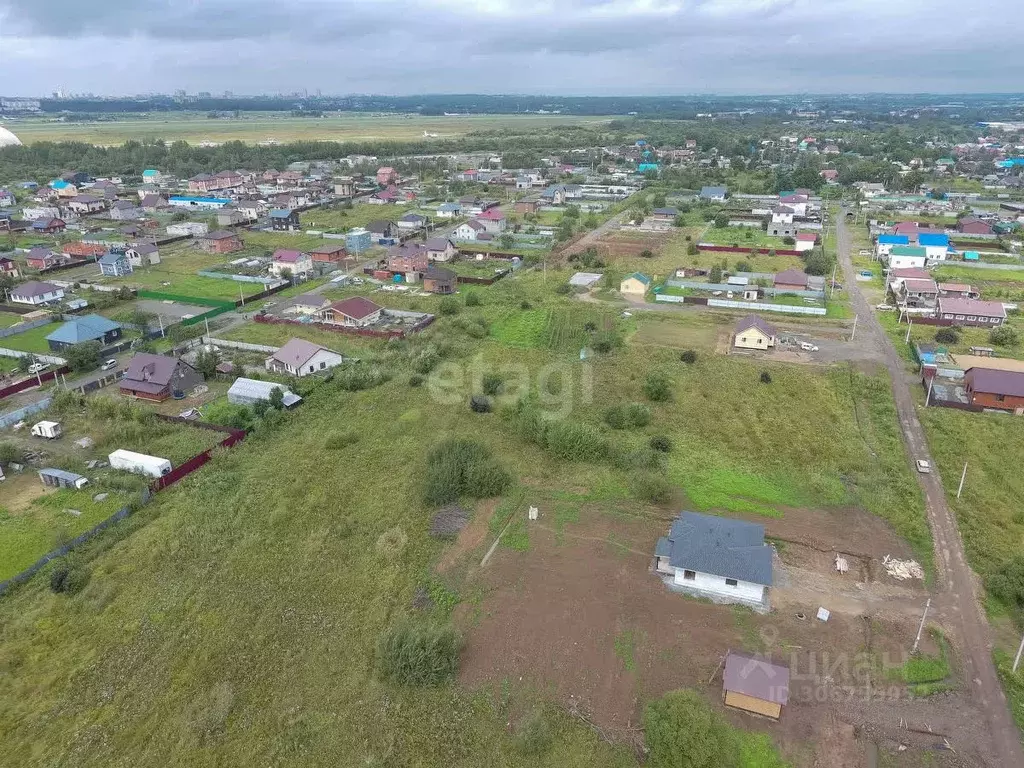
0 268 929 766
0 322 58 353
300 203 412 232
105 268 266 301
0 313 25 329
701 227 794 249
240 230 332 253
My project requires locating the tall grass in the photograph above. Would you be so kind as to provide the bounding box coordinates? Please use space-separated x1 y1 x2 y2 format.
422 439 512 506
377 621 461 686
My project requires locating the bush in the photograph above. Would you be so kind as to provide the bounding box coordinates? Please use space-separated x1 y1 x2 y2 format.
0 441 22 465
49 561 89 595
482 373 504 396
760 371 772 384
991 325 1019 347
781 235 796 246
409 373 425 387
686 242 699 256
336 365 392 392
520 300 532 310
629 472 673 504
604 404 628 429
625 402 651 427
934 328 960 344
438 297 461 316
640 249 654 259
377 621 461 686
514 709 553 756
412 348 440 374
464 292 482 306
64 341 102 373
422 439 512 506
734 260 752 272
325 430 360 450
644 689 738 768
643 373 672 402
469 395 492 413
555 282 572 295
988 555 1024 614
680 349 698 364
592 331 622 353
649 435 673 453
543 420 609 462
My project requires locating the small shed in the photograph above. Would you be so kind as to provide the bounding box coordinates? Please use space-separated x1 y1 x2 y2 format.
39 467 89 489
227 377 302 408
722 651 790 720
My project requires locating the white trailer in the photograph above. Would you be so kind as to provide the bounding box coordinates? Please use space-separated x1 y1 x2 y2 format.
108 449 172 478
31 420 63 439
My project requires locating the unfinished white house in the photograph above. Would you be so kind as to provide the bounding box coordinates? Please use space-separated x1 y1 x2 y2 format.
655 511 773 612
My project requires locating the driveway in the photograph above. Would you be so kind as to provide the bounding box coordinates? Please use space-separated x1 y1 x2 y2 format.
836 208 1023 768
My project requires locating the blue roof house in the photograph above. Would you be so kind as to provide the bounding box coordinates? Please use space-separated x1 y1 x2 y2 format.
98 251 132 277
655 511 773 612
699 186 728 201
918 232 952 262
46 314 122 351
876 233 909 257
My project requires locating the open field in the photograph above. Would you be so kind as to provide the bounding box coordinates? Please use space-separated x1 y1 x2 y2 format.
1 321 58 354
4 112 614 146
0 260 942 766
300 203 421 232
702 226 798 249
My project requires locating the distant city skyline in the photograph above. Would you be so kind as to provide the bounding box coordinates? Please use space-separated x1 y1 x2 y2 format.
1 0 1021 96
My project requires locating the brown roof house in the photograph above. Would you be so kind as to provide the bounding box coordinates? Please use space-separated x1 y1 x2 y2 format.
935 297 1006 327
422 265 457 295
772 269 809 291
722 651 790 720
964 367 1024 413
265 338 345 378
323 297 383 327
199 229 244 254
310 243 349 274
733 315 777 350
119 353 204 402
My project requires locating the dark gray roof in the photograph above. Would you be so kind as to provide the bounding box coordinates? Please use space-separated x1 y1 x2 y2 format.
425 237 454 251
659 511 772 586
735 314 776 337
723 651 789 704
424 265 455 281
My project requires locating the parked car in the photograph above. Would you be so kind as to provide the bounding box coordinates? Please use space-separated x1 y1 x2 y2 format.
800 342 819 352
916 460 931 474
101 358 118 371
27 363 47 374
876 303 896 311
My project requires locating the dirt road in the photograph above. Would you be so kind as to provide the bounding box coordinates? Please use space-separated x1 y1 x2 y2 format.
836 208 1022 768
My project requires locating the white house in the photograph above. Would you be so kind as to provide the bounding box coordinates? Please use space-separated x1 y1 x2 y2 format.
887 245 928 270
10 280 65 306
875 234 909 258
794 233 817 252
269 249 313 279
436 202 462 219
125 243 161 267
918 233 951 263
426 237 458 262
770 206 794 225
452 220 486 241
265 338 345 377
655 511 773 612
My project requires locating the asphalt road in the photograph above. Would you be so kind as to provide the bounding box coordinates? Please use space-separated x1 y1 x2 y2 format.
836 208 1023 768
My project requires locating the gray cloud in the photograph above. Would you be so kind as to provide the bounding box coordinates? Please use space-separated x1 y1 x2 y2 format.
0 0 1021 95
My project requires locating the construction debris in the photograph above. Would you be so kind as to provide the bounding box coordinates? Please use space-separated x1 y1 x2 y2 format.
882 554 925 581
834 554 849 574
528 506 539 521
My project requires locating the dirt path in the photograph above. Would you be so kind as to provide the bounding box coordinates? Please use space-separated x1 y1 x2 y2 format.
559 211 628 258
836 208 1023 768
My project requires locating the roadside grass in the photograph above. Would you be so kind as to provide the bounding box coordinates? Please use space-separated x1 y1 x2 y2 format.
0 313 23 329
994 649 1024 733
887 628 953 697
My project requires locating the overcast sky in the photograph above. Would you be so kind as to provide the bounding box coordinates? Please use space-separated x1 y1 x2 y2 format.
1 0 1020 96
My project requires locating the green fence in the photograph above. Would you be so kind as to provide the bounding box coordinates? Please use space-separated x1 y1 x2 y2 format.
181 305 236 327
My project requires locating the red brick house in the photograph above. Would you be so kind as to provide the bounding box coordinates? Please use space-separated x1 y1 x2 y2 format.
964 367 1024 412
310 243 349 273
62 241 107 260
773 268 809 291
199 230 244 254
323 296 383 327
387 243 428 274
376 167 398 186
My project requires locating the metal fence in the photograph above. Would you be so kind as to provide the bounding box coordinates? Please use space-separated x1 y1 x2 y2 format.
707 298 826 316
202 336 278 354
0 316 52 339
0 397 52 428
0 347 67 365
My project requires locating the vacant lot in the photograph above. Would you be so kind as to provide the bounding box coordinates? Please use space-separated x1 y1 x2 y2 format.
1 322 59 354
7 112 613 146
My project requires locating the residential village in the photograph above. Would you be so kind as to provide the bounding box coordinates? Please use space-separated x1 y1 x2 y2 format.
3 111 1024 768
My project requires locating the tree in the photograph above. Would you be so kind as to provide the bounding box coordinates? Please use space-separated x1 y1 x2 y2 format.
643 373 672 402
130 309 157 334
713 213 729 229
934 328 959 344
268 386 285 410
16 354 35 373
708 264 723 284
498 233 515 250
644 689 738 768
0 441 21 465
734 260 752 273
987 555 1024 614
194 348 220 379
803 250 831 276
64 341 102 372
990 325 1019 347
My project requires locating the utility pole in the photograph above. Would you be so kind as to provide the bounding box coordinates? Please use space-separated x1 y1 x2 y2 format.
1013 631 1024 673
158 314 165 338
204 316 211 337
956 462 968 499
913 597 931 654
239 283 245 307
925 374 934 406
905 317 913 345
830 262 837 298
850 313 858 342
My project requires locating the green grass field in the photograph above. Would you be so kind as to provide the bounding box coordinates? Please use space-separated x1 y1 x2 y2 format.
5 112 614 146
0 322 58 353
0 267 927 766
701 226 794 250
300 203 416 232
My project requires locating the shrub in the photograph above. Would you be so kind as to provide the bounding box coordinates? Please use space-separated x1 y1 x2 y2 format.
422 439 512 505
604 404 627 429
649 435 673 453
325 430 360 450
544 420 609 461
555 282 572 295
625 402 651 427
377 621 461 686
336 365 392 392
643 373 672 402
438 297 461 316
680 349 698 364
644 689 738 768
629 472 673 504
781 235 796 245
469 395 492 413
734 260 752 272
640 249 654 259
412 348 440 374
409 374 425 387
464 292 482 306
934 328 959 344
0 441 22 465
520 300 532 310
482 373 504 396
760 371 773 384
988 555 1024 614
49 561 89 595
686 242 698 255
514 709 553 756
592 330 622 354
990 325 1019 347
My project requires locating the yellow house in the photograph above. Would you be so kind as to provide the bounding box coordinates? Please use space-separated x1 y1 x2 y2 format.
733 315 776 350
619 272 651 296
